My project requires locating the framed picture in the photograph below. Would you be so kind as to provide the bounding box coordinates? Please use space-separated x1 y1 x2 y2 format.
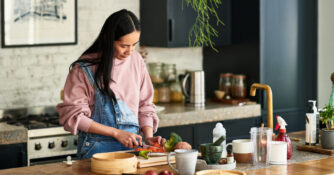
1 0 77 48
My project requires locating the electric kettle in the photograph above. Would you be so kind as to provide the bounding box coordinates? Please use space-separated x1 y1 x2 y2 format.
181 70 205 107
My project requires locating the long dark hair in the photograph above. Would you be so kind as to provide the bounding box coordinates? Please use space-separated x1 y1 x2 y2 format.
70 9 141 104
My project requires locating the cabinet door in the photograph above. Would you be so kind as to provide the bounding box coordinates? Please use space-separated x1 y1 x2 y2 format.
140 0 196 47
166 0 196 47
0 143 27 169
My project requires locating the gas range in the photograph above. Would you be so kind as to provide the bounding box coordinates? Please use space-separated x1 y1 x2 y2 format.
0 106 78 165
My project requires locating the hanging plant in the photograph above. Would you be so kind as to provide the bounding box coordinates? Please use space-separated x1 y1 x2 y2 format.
183 0 224 52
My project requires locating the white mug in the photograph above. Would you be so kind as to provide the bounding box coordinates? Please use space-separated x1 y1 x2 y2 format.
226 139 253 163
167 149 198 175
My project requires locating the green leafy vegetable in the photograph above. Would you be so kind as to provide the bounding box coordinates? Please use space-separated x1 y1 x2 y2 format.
164 132 182 152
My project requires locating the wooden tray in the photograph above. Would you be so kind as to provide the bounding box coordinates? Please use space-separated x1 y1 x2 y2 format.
297 144 334 155
212 98 250 105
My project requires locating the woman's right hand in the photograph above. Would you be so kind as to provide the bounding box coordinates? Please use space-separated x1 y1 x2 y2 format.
114 129 142 148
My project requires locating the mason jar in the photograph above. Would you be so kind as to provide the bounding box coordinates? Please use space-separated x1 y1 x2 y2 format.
219 73 233 99
148 62 164 84
162 64 177 83
231 74 247 99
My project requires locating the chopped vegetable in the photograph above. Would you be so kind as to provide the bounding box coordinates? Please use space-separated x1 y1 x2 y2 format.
139 150 152 159
164 132 182 152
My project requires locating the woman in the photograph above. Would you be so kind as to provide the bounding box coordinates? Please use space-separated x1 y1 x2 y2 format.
56 9 164 159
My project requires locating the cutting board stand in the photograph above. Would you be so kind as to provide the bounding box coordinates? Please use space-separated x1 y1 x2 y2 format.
137 155 175 168
297 144 334 155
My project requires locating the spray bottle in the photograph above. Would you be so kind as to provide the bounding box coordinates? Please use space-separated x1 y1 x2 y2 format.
213 122 226 157
275 115 292 160
305 100 318 145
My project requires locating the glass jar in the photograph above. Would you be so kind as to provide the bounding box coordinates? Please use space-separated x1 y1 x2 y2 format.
219 73 233 99
162 64 177 83
231 74 247 99
152 84 159 104
170 81 183 102
148 62 164 84
158 83 171 103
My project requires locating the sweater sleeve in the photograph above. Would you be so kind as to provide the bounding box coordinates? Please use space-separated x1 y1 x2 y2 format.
137 59 159 133
56 65 94 135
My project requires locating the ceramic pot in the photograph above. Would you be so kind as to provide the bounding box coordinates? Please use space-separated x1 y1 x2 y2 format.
321 129 334 149
200 143 223 164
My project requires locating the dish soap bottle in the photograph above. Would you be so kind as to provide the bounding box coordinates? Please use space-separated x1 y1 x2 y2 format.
305 100 318 145
275 115 292 160
213 122 226 157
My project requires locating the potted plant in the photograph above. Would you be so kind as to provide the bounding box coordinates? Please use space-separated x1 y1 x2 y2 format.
320 72 334 149
320 104 334 149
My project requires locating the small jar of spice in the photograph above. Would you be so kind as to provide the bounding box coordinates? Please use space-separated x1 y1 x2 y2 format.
231 74 247 99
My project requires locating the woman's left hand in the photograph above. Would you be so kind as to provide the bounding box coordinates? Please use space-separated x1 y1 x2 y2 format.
145 136 166 147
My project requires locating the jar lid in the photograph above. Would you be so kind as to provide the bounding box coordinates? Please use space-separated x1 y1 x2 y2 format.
233 74 246 79
220 73 233 78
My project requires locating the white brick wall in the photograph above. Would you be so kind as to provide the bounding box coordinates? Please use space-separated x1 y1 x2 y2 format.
0 0 202 109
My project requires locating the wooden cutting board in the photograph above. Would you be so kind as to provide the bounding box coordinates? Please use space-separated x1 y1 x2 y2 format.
297 144 334 155
137 155 175 168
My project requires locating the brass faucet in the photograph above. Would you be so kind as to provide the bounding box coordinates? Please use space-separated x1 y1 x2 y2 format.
250 83 273 129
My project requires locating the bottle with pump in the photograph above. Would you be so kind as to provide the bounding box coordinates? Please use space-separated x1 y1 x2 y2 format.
305 100 318 145
275 115 292 160
213 122 226 158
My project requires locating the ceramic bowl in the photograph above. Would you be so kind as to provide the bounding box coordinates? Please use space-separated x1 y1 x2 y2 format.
200 143 223 164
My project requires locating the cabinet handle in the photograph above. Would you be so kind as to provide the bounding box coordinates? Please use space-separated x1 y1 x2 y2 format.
168 19 174 42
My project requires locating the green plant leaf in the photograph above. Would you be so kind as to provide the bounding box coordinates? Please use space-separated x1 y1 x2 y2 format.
320 104 334 130
184 0 224 52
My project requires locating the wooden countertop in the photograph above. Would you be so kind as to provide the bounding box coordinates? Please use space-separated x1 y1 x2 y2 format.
1 131 333 175
1 157 334 175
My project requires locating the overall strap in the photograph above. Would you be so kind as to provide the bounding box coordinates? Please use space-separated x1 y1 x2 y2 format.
76 62 95 87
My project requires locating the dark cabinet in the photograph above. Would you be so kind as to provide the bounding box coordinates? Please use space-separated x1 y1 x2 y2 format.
140 0 231 47
0 143 27 169
203 0 317 133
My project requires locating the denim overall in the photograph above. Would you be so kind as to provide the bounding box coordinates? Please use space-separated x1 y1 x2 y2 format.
76 62 139 159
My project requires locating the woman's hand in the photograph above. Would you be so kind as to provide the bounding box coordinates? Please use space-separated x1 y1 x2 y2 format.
145 136 166 147
114 129 142 148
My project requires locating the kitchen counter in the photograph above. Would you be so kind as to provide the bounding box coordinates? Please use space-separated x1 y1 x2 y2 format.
0 123 27 145
0 102 260 145
1 131 332 175
157 102 261 128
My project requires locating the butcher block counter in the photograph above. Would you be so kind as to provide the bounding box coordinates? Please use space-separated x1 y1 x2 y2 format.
1 156 334 175
1 132 334 175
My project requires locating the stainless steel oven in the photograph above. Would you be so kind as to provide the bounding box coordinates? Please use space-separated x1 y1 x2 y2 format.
0 106 78 166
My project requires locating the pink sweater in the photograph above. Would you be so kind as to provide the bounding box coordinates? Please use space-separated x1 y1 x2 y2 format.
56 51 159 135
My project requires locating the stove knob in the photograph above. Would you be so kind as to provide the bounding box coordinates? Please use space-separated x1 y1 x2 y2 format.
61 140 68 147
48 141 55 149
35 143 42 150
74 139 78 146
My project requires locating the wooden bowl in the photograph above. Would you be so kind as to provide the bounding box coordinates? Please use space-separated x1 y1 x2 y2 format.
91 152 137 174
196 169 246 175
215 90 225 99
